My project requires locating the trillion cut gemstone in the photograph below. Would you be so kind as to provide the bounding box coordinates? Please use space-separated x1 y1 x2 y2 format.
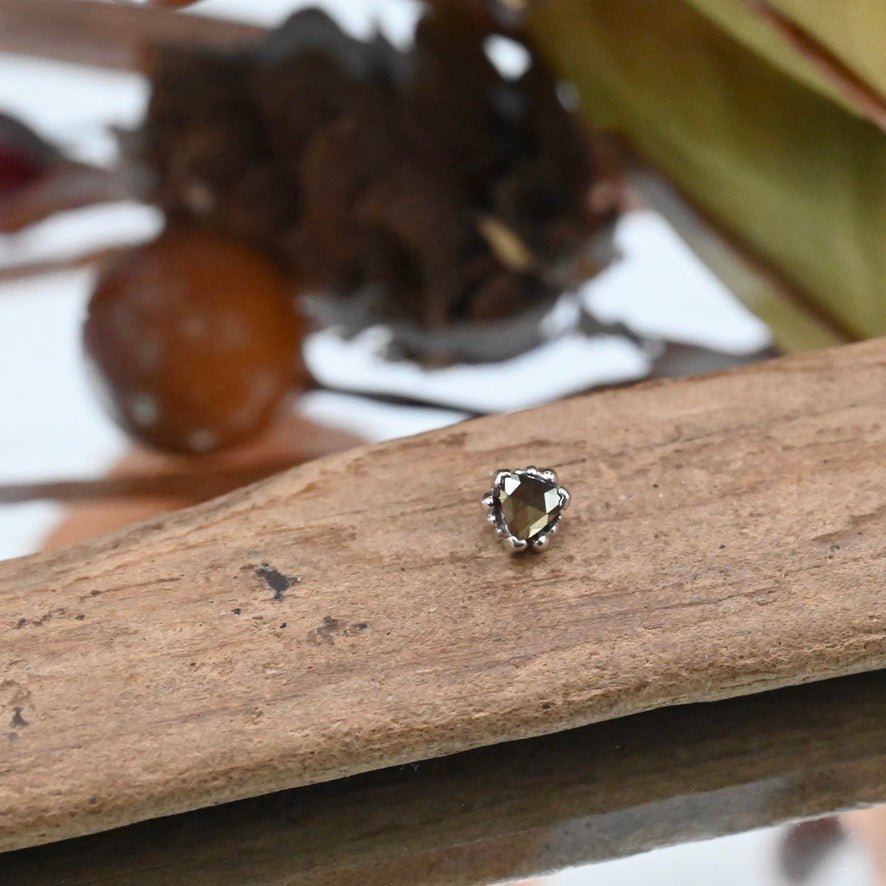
498 473 562 541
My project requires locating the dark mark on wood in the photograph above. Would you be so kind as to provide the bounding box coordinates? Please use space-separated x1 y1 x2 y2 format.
308 616 369 645
11 707 28 729
232 608 241 616
309 616 341 644
16 607 66 629
255 563 299 601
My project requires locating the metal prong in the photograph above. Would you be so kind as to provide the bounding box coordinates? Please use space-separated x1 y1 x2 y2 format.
481 492 494 508
493 469 511 487
532 534 549 550
487 512 498 524
507 536 528 552
559 488 571 510
542 469 558 481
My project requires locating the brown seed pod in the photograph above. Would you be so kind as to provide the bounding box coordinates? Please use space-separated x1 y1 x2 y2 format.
134 7 615 339
84 227 306 453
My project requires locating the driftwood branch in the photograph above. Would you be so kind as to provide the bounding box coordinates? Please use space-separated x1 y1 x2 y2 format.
0 339 884 851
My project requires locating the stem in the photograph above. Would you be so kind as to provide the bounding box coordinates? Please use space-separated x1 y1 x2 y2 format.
0 462 299 504
0 0 262 72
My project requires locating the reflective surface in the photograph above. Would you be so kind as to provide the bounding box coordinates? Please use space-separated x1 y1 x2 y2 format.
3 671 883 884
520 818 882 886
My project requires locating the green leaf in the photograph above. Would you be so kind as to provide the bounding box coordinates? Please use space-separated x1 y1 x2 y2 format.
767 0 886 97
685 0 886 121
528 0 886 339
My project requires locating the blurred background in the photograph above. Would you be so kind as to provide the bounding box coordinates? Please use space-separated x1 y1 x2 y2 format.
0 0 883 882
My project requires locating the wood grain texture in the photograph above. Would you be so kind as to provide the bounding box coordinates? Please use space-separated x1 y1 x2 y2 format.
2 670 884 885
1 340 885 851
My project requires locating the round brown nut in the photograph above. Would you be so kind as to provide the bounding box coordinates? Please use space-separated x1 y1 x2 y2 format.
84 227 306 453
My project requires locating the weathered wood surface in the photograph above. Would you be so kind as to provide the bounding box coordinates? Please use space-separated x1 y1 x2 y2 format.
1 340 885 851
2 670 884 885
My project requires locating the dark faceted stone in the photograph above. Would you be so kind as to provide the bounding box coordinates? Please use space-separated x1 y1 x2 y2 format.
498 473 562 541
